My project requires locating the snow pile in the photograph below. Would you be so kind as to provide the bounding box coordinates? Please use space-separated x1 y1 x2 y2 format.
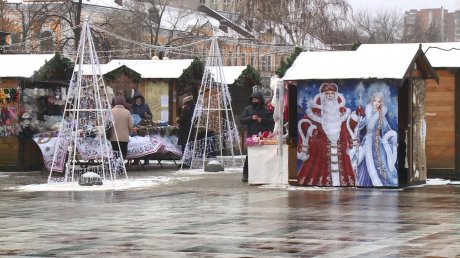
9 176 196 192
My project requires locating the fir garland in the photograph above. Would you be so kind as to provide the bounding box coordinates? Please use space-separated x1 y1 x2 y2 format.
104 65 141 83
234 65 262 87
275 47 303 78
178 58 204 85
32 53 74 81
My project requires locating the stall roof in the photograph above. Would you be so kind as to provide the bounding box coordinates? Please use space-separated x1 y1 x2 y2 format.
283 45 437 82
76 59 194 79
208 66 246 85
358 42 460 68
0 54 54 78
106 59 194 79
75 62 124 76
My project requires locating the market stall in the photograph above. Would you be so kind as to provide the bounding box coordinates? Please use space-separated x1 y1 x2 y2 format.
0 54 54 171
283 45 438 188
357 43 460 179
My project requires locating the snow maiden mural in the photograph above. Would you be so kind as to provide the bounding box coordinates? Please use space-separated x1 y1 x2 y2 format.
296 80 399 187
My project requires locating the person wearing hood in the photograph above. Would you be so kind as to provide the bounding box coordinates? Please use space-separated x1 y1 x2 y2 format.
131 91 152 166
240 91 274 182
132 91 152 120
177 95 195 154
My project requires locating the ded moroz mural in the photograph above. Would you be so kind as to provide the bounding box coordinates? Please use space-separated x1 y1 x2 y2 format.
296 80 399 187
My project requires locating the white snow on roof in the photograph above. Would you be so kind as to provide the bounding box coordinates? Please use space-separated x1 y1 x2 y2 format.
358 42 460 68
0 54 54 78
78 0 124 9
74 62 124 76
107 59 193 78
209 66 246 85
160 6 219 32
7 0 123 8
283 44 421 80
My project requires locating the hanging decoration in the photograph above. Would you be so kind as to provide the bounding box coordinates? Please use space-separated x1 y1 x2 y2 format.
47 19 127 184
181 37 242 170
0 86 20 137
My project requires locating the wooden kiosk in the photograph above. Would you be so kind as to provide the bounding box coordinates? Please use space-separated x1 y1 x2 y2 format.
283 45 438 187
0 54 54 171
357 43 460 180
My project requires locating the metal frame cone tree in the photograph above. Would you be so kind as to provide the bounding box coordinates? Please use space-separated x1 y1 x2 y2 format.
47 19 127 184
181 37 242 170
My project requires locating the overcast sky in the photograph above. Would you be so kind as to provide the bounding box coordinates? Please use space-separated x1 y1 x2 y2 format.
347 0 459 12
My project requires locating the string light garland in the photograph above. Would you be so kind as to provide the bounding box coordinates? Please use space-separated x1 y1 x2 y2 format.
0 22 305 61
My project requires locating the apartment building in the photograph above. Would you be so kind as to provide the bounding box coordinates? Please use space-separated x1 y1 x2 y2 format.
404 7 460 42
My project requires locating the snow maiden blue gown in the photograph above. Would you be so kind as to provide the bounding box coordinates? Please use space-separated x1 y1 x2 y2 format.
356 104 398 187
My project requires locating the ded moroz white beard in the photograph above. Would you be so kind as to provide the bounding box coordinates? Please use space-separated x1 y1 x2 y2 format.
321 97 341 144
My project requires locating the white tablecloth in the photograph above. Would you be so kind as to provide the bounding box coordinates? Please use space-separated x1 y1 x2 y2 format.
248 144 288 185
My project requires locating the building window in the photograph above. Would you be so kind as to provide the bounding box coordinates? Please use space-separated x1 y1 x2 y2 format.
241 53 246 66
200 0 205 3
267 55 272 71
211 0 218 3
250 56 255 67
227 51 232 66
40 31 53 52
223 0 229 5
260 56 266 70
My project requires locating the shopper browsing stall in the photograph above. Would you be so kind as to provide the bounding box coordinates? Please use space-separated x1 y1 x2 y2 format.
110 96 134 159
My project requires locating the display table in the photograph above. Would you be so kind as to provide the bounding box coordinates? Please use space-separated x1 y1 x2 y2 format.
248 144 288 185
33 133 182 172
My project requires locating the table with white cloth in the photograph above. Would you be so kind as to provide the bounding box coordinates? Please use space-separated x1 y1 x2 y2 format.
33 133 182 172
248 144 288 185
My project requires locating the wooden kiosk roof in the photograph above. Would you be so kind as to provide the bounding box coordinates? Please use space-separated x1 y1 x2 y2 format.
283 44 438 84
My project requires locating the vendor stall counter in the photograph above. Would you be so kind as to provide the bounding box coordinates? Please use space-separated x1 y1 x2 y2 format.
248 144 288 185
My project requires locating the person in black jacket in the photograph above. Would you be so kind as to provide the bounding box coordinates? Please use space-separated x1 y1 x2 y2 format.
240 91 274 182
177 95 194 154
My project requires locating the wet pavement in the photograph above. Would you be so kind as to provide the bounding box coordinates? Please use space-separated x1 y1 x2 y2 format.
1 165 460 257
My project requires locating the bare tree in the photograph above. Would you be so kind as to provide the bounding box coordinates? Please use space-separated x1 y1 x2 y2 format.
239 0 350 47
12 1 49 50
43 0 83 51
123 0 213 57
0 0 8 31
352 8 402 43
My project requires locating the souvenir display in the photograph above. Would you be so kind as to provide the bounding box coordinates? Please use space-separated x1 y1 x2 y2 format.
21 86 66 134
0 87 20 137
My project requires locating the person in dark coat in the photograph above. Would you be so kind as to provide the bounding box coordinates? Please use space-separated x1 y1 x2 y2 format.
132 91 152 120
240 91 274 182
132 91 152 166
177 95 195 154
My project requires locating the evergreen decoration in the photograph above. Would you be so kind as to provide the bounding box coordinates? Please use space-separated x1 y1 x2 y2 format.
32 53 74 81
351 41 361 51
275 47 303 78
178 58 204 84
104 65 141 83
234 65 262 87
